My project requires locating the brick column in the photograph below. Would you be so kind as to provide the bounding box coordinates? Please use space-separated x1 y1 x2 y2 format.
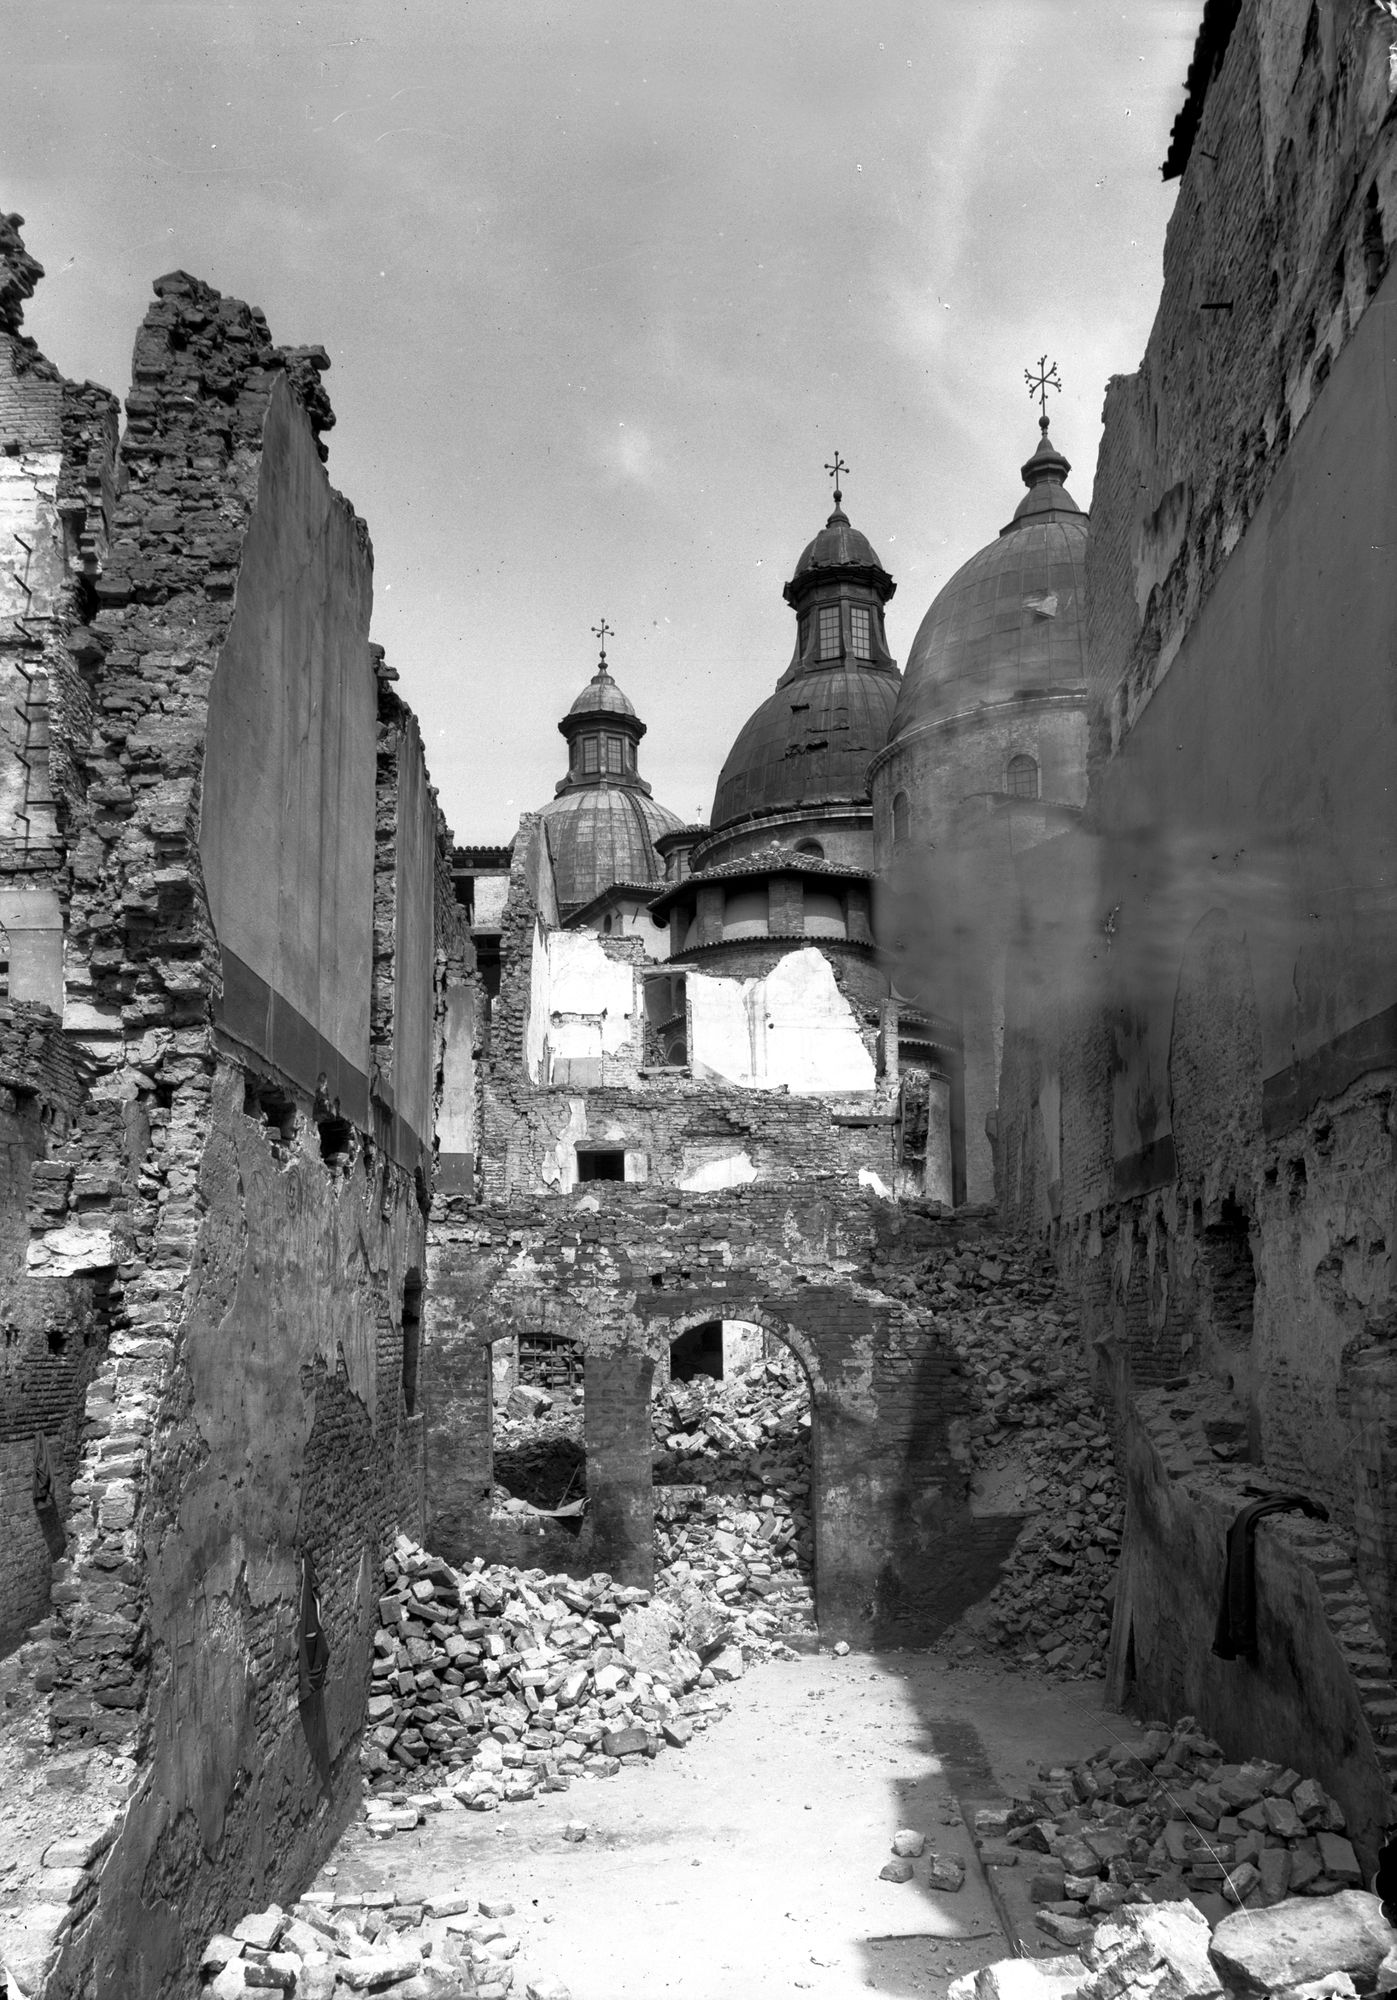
584 1350 655 1586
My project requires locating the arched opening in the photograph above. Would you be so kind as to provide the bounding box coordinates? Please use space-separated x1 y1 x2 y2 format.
1007 754 1039 799
490 1331 586 1520
794 838 824 859
401 1272 422 1417
652 1320 816 1640
892 790 911 845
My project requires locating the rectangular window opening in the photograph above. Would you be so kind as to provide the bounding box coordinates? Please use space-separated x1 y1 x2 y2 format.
850 606 871 657
606 736 623 773
818 606 840 660
576 1148 626 1182
582 738 599 774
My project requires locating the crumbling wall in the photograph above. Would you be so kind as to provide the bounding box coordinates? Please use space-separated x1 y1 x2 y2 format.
426 1186 1008 1646
996 0 1397 1842
0 232 466 2000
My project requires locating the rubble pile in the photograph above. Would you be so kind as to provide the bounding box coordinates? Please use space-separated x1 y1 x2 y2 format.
650 1353 816 1635
970 1713 1373 1956
899 1239 1122 1675
359 1536 746 1803
197 1892 568 2000
950 1892 1396 2000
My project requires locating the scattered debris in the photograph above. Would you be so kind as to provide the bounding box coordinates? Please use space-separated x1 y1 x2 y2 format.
360 1536 748 1803
969 1713 1368 1952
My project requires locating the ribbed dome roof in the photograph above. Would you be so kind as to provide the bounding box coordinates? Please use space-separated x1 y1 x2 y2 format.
789 507 889 587
566 665 636 720
538 785 683 913
891 425 1088 740
711 665 900 828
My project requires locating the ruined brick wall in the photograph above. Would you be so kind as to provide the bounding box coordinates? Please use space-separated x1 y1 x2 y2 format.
0 230 467 2000
479 1069 902 1201
426 1186 1012 1646
0 1006 103 1652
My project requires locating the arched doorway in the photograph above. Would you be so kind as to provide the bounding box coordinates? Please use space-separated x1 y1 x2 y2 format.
652 1317 817 1638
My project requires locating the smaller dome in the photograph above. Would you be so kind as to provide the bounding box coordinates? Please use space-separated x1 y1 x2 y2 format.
790 506 887 585
565 664 636 721
538 785 683 912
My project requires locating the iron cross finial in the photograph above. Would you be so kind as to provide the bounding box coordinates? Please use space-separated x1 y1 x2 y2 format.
1025 356 1062 429
591 617 613 667
824 451 849 508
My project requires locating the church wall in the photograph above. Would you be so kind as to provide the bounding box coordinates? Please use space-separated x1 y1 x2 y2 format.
870 698 1088 874
997 0 1397 1828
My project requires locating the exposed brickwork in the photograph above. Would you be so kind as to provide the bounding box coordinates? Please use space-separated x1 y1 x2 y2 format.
0 224 469 2000
427 1187 1006 1644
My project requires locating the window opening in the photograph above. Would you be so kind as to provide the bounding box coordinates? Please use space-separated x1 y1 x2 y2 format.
491 1333 586 1521
892 791 911 844
244 1074 297 1146
576 1148 625 1182
318 1115 353 1165
1008 754 1039 799
606 735 623 773
817 605 840 660
794 839 824 858
850 605 871 657
583 737 599 774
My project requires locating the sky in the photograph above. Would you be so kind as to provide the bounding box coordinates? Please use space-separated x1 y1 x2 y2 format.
4 1 1197 844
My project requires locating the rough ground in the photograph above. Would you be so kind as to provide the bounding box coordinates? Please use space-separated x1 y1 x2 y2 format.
320 1649 1147 2000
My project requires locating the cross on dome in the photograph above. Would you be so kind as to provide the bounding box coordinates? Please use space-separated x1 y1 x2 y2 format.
823 450 849 509
1024 356 1062 432
591 617 613 670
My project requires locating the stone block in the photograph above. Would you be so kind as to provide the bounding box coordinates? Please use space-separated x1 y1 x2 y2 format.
880 1858 914 1882
1079 1898 1222 1999
948 1955 1089 2000
891 1829 926 1858
1208 1891 1392 1994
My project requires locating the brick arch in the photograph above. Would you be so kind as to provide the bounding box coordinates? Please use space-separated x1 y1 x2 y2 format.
426 1193 992 1642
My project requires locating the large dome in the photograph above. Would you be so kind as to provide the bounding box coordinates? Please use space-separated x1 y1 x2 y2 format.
710 497 899 832
890 426 1088 741
537 784 683 912
711 666 900 828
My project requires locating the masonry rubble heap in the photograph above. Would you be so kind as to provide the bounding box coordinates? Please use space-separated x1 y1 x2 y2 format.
968 1711 1373 1959
198 1890 566 2000
650 1351 816 1635
888 1238 1123 1674
493 1350 817 1634
359 1536 754 1807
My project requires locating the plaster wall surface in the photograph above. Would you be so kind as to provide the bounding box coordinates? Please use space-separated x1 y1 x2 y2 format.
688 948 876 1093
199 377 376 1127
389 701 439 1149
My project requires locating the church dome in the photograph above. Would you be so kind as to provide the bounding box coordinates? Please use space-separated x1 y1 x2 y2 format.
711 483 899 833
566 666 636 719
537 784 683 911
711 667 900 828
890 422 1088 741
533 636 683 913
789 508 891 590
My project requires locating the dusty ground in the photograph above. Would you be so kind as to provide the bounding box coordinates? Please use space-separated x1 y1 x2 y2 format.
320 1651 1148 2000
